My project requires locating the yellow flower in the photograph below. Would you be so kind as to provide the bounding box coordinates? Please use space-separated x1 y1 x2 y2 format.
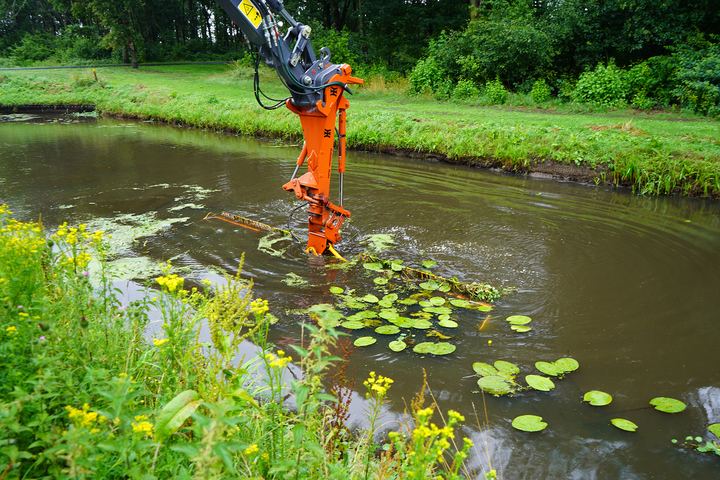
131 420 154 436
244 444 259 455
153 338 169 347
5 326 18 335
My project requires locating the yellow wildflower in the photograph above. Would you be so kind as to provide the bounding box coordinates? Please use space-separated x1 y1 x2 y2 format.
5 326 18 335
153 338 169 347
131 420 154 436
244 444 259 455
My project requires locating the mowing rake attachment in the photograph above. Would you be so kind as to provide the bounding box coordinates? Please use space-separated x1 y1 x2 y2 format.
359 253 500 302
202 211 292 237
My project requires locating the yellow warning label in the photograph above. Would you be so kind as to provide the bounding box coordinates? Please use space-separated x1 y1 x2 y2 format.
238 0 263 29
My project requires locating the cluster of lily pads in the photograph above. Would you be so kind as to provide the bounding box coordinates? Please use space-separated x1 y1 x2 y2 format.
298 278 493 355
471 357 699 434
473 357 579 397
505 315 532 333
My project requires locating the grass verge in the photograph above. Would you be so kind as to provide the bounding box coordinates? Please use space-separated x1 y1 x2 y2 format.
0 205 497 480
1 64 718 198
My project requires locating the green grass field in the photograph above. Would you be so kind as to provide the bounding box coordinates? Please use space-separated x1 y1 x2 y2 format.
2 64 719 198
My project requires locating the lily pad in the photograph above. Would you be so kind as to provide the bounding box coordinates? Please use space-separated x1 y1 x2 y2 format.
708 423 720 439
379 309 399 320
390 317 413 328
413 342 436 354
362 294 379 303
476 305 493 312
535 361 564 377
422 260 437 268
555 358 579 373
438 319 458 328
429 296 446 306
611 418 638 432
329 286 344 294
383 294 399 303
419 282 435 291
389 340 407 352
363 262 385 272
649 397 686 413
347 311 377 321
584 390 613 406
494 361 520 376
419 300 434 308
473 362 499 377
423 306 453 315
354 337 376 347
341 320 366 330
449 299 472 308
376 325 400 335
512 415 547 432
511 325 532 332
346 301 367 309
430 342 456 355
397 298 418 305
374 277 389 285
408 318 433 329
526 375 555 392
477 376 515 395
506 315 532 325
363 319 383 328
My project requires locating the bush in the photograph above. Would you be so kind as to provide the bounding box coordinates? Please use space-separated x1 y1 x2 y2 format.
408 57 450 95
452 79 481 99
674 41 720 116
530 79 551 103
485 78 509 104
573 62 628 107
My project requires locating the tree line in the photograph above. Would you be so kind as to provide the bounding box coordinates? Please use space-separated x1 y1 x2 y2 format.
1 0 719 115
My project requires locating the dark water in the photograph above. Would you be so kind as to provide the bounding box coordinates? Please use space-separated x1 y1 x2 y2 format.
2 113 720 479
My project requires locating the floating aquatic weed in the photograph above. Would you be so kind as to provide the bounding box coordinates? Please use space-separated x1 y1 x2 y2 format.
376 325 400 335
430 342 456 355
407 319 433 329
423 306 452 315
390 260 404 271
362 294 379 303
512 415 547 432
413 342 436 354
329 286 344 294
611 418 639 432
374 277 389 285
583 390 613 406
346 300 367 309
429 296 445 306
708 424 720 438
341 320 365 330
526 375 555 392
363 318 383 328
473 362 500 377
390 317 413 328
379 309 399 320
554 358 579 372
397 298 418 305
438 318 458 328
361 233 395 253
363 262 385 272
422 260 437 268
389 340 407 352
506 315 532 325
283 272 310 287
649 397 687 413
383 293 398 302
477 376 516 395
511 325 532 332
494 360 520 376
426 330 452 340
354 336 377 347
535 361 564 377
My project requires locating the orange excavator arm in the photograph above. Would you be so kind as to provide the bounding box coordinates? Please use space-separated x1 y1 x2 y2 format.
215 0 363 255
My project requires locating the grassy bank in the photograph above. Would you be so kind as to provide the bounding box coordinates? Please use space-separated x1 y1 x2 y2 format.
0 205 486 479
1 64 719 198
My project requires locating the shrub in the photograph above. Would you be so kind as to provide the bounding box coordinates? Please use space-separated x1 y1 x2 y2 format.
452 79 481 99
674 41 720 116
573 62 628 107
530 79 551 103
485 78 509 104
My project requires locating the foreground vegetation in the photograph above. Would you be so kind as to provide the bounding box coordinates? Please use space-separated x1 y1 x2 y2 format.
0 204 494 479
1 63 719 198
